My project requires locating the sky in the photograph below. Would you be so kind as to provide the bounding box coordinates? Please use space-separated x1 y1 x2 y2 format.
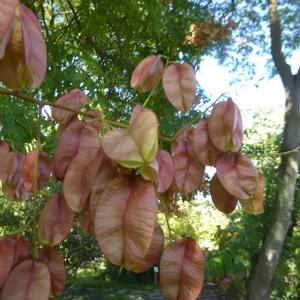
197 49 300 129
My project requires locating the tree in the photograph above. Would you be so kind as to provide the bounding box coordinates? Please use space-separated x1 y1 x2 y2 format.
246 1 300 298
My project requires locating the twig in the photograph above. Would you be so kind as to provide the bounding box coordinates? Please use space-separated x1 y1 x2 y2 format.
31 107 41 259
245 146 300 159
0 87 128 128
280 146 300 156
0 87 226 143
160 197 172 240
4 219 33 236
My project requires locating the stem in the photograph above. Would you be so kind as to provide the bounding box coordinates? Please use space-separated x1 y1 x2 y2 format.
4 220 33 236
160 196 172 240
246 146 300 159
0 87 226 143
159 135 174 142
0 87 128 128
280 146 300 156
31 107 41 259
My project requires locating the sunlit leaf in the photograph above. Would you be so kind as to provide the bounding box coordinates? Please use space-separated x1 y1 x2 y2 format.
240 172 265 215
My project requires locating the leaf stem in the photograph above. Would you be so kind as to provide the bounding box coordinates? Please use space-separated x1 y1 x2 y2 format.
31 107 41 259
0 88 226 143
160 196 172 240
4 219 33 236
0 87 128 128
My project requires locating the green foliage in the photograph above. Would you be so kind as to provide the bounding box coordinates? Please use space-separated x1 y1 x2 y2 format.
58 221 101 276
19 0 211 139
272 190 300 299
206 210 265 294
158 198 229 248
0 0 214 155
0 196 25 235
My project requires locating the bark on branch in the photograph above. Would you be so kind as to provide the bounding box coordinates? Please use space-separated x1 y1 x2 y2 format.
268 0 292 88
246 1 300 299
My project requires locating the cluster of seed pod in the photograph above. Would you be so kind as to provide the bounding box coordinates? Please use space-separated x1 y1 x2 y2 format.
0 1 263 299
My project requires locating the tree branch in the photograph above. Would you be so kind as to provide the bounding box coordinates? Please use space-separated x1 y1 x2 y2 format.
268 0 292 88
0 87 127 129
0 88 225 144
65 0 108 71
0 88 174 142
39 2 50 39
296 66 300 85
65 0 81 28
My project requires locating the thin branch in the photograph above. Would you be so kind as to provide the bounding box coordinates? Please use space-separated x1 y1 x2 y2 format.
0 88 226 143
4 219 33 236
268 0 292 88
55 16 76 43
0 87 128 128
160 197 172 240
280 146 300 156
65 0 81 28
31 108 41 259
39 2 50 39
65 0 108 71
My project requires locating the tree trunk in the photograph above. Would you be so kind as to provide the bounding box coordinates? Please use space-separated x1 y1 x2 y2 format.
246 1 300 299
